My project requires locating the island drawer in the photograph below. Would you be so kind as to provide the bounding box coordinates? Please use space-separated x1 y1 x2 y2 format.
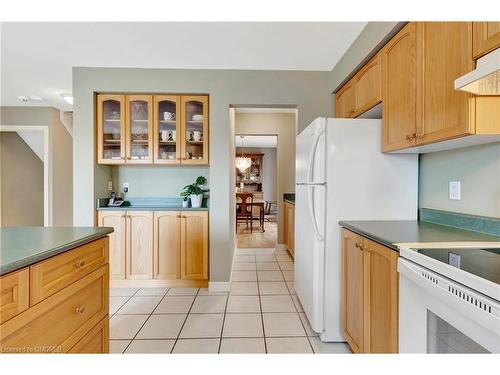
0 269 29 324
30 237 109 305
0 265 109 353
68 317 109 353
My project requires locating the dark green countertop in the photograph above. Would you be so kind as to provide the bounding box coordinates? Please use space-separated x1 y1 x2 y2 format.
96 206 209 211
339 220 500 251
0 227 113 276
283 193 295 205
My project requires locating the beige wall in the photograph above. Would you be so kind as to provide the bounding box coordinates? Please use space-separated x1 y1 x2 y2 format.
1 106 73 226
235 112 296 243
0 132 44 226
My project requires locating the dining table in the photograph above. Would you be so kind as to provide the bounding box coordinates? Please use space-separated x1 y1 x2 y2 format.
236 195 266 232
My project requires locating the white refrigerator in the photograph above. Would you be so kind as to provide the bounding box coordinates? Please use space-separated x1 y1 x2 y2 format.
295 117 418 342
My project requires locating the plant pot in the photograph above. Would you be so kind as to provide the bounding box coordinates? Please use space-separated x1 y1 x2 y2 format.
182 200 189 208
190 194 203 208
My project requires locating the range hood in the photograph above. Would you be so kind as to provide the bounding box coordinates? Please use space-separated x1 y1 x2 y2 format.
455 48 500 95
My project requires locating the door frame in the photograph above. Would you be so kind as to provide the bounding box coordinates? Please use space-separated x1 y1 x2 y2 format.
0 125 50 226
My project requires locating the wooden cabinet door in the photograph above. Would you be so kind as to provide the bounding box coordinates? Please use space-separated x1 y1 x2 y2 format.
180 211 209 280
363 239 399 353
181 95 209 165
97 94 126 164
0 269 29 324
473 22 500 58
126 211 153 280
153 95 181 165
381 22 418 152
68 317 109 353
354 53 381 116
416 22 474 145
154 211 181 280
125 95 153 164
341 229 365 353
283 202 290 249
284 203 295 257
98 211 126 280
335 79 356 118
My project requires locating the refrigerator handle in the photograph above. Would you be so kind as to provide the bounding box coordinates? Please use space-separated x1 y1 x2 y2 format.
308 185 324 242
306 128 325 184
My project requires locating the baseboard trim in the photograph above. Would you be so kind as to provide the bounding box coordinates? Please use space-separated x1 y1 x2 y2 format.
110 279 208 288
208 281 231 292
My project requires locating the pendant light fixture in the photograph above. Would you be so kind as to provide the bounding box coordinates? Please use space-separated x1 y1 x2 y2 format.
235 136 252 173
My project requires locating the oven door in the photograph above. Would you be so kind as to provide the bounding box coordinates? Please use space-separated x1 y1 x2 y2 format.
398 258 500 353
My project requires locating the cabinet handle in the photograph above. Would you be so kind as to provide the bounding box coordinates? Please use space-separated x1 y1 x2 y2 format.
176 215 182 218
355 242 364 251
75 259 85 268
75 305 86 314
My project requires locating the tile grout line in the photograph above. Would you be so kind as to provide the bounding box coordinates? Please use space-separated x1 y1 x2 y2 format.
170 288 201 353
120 288 171 353
217 289 230 353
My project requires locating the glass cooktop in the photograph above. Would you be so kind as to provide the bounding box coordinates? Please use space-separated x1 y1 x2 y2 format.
415 247 500 284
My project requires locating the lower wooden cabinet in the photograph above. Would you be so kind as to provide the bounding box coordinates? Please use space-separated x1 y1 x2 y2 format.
126 211 154 280
341 228 398 353
283 201 295 258
98 209 209 286
0 238 109 354
181 212 209 280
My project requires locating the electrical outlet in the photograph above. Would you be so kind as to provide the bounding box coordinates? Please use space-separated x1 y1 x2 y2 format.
107 180 113 191
449 181 461 200
123 182 129 193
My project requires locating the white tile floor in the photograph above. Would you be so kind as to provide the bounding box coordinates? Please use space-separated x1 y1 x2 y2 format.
109 247 351 354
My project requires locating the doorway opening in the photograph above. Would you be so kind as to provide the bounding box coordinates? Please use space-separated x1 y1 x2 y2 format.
235 134 278 248
0 125 50 226
231 107 298 249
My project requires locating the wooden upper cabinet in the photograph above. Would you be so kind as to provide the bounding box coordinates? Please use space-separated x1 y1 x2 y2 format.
97 211 126 280
354 53 381 116
381 22 418 152
180 211 209 280
154 211 181 280
284 202 295 258
97 94 126 164
126 211 153 280
363 238 399 353
181 95 209 165
335 79 356 118
154 95 181 164
97 94 209 165
473 22 500 59
416 22 474 145
126 95 153 164
341 229 365 354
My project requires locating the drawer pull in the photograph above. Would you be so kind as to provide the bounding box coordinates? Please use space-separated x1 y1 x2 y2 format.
75 305 86 314
75 259 85 268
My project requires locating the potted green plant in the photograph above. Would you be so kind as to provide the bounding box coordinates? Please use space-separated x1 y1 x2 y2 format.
180 176 208 208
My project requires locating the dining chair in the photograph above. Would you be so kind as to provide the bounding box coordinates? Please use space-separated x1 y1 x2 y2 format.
236 192 254 233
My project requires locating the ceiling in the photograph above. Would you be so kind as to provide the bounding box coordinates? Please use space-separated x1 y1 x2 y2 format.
0 22 367 111
235 135 277 148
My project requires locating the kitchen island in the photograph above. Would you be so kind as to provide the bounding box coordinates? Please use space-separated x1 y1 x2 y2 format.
0 226 112 353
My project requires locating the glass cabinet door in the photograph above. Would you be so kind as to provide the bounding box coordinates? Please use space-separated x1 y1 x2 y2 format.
97 94 125 164
126 95 153 163
154 95 180 164
181 95 208 164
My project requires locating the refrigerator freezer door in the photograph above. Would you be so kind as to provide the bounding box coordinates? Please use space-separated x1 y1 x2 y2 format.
296 118 326 184
294 183 326 333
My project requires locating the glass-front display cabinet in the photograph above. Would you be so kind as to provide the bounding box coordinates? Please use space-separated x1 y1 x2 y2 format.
97 94 208 165
97 94 126 164
154 95 180 164
126 95 153 164
181 95 209 165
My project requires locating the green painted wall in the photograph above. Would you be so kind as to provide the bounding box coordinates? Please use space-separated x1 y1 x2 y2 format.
73 67 332 283
419 143 500 218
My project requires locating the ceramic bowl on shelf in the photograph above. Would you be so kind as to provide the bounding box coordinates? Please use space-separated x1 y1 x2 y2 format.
192 114 203 121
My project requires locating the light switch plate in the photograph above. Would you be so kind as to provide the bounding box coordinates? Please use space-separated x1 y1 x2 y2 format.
123 182 129 193
449 181 461 200
107 180 113 191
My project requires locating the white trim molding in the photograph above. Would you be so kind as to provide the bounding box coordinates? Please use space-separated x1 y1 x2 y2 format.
0 125 51 226
208 282 231 293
